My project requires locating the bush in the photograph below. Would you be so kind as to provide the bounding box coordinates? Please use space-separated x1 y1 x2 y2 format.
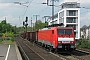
14 34 19 37
1 40 14 45
5 32 14 42
77 39 90 49
0 33 2 37
0 39 2 42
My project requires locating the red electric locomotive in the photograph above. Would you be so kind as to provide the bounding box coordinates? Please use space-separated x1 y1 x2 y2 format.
38 24 76 51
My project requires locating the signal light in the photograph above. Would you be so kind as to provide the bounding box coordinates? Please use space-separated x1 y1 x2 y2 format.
23 21 25 25
25 16 28 22
70 41 74 44
25 23 28 26
58 41 62 44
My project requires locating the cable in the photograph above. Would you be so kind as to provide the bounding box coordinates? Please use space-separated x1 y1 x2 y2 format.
38 7 49 14
28 0 34 6
24 0 34 16
21 0 34 20
82 7 90 9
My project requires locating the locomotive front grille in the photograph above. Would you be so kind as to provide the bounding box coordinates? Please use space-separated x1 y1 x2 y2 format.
58 44 75 49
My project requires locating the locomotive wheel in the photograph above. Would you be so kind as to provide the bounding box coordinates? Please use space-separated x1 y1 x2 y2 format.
42 43 45 47
49 47 53 52
45 44 47 48
54 48 58 53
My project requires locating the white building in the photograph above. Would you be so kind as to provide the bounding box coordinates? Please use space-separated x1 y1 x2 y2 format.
85 26 90 39
86 28 89 39
48 1 80 39
81 25 90 40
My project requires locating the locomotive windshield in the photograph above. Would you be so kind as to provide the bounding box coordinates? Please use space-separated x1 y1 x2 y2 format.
58 29 72 35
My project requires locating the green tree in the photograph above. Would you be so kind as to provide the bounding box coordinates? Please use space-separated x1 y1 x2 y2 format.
1 20 6 24
34 20 48 31
0 20 14 33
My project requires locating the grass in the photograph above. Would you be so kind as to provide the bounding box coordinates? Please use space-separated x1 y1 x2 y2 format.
0 39 15 45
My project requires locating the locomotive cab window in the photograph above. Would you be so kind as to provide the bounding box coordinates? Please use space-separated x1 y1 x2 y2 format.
65 30 72 35
58 30 64 34
58 29 72 35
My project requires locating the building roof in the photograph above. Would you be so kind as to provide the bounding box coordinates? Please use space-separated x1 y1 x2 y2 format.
59 1 79 6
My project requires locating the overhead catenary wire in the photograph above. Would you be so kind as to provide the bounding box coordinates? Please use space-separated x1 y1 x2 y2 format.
22 0 90 22
38 7 49 14
80 6 90 15
30 0 60 20
22 0 34 21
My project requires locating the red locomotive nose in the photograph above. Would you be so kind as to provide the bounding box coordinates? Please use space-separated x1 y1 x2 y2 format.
63 34 69 38
58 35 63 37
58 34 70 38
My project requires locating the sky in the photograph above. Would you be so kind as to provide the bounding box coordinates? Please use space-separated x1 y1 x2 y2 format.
0 0 90 27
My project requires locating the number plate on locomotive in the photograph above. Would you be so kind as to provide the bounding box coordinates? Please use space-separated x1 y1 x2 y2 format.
62 41 70 43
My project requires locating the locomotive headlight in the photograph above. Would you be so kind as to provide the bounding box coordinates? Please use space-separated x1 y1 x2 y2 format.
58 41 61 43
70 41 74 43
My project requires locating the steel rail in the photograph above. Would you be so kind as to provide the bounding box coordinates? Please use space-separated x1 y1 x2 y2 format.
16 38 29 60
17 37 46 60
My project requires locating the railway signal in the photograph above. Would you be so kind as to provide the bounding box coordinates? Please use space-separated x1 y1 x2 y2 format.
25 16 28 32
25 16 28 22
23 21 25 25
23 16 28 32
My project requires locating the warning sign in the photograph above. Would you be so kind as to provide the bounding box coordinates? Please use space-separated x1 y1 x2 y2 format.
2 34 6 38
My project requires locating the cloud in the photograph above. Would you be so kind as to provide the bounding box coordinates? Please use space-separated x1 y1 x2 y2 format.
80 11 90 27
0 15 21 26
0 3 10 9
0 16 5 21
0 0 27 3
79 0 90 4
0 0 90 27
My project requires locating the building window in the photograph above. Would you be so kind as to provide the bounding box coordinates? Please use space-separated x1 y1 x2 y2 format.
67 25 76 30
66 17 77 23
67 4 76 8
59 11 64 18
67 10 78 16
55 20 57 24
59 18 64 23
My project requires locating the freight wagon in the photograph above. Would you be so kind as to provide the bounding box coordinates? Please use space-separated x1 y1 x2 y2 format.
26 31 37 42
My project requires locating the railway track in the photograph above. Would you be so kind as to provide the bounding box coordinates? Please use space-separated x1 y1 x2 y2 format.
76 48 90 54
45 46 90 60
15 36 62 60
15 37 43 60
50 49 90 60
15 36 90 60
71 49 90 60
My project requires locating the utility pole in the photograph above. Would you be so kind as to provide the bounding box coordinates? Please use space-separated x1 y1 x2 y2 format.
33 15 40 30
5 17 6 20
43 16 50 23
46 0 55 21
31 17 33 31
46 0 59 22
52 0 54 21
32 23 34 31
33 15 40 24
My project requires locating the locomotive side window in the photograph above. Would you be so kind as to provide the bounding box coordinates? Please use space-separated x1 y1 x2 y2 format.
52 30 54 34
